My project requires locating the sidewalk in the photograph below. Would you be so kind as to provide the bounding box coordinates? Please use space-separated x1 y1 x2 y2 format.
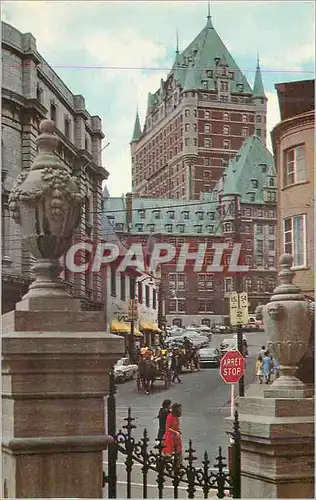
234 382 265 406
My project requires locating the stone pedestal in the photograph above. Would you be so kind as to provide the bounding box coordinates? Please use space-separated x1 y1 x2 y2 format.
225 386 314 498
2 301 124 498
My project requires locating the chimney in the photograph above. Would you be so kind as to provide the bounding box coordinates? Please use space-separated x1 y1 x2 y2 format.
125 192 133 227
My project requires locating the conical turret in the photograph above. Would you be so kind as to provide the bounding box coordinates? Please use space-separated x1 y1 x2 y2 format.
253 56 266 98
131 111 141 142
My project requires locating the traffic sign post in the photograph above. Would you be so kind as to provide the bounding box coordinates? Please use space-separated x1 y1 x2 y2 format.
229 291 248 398
220 350 245 417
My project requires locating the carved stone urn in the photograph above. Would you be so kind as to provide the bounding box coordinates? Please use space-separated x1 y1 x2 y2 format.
8 119 83 300
263 254 314 397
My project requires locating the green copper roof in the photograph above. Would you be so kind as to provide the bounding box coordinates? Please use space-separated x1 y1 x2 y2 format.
222 162 239 196
253 58 266 98
170 16 252 94
131 111 141 142
220 135 275 203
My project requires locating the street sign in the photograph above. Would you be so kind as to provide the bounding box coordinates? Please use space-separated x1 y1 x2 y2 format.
229 292 239 325
220 350 245 384
229 292 248 326
128 299 138 321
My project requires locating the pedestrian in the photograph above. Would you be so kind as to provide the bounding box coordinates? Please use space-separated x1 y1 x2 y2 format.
260 345 266 357
157 399 172 442
242 339 248 357
262 350 272 384
256 354 263 384
163 402 183 465
273 358 280 379
171 349 182 383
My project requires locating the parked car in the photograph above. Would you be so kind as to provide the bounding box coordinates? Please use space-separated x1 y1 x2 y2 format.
199 347 221 368
114 357 138 382
219 338 237 356
181 332 209 348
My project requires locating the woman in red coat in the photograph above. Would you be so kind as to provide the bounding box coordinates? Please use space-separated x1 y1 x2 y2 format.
163 403 182 461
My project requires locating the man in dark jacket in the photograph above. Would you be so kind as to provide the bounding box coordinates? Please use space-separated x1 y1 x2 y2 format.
157 399 172 441
171 349 182 383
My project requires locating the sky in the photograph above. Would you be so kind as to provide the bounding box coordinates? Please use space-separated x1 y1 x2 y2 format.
2 1 314 197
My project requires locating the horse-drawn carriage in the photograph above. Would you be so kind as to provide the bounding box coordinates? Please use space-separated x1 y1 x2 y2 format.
136 349 172 394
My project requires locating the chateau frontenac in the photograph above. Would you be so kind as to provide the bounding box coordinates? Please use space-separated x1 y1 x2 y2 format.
103 12 277 328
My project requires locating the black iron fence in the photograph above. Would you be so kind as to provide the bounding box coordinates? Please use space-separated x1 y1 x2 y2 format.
104 372 241 499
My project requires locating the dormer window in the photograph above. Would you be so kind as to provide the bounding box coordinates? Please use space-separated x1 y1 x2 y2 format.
182 211 189 220
260 164 267 172
153 210 161 219
148 224 155 232
214 57 220 66
136 223 144 232
195 225 202 234
224 223 232 233
249 193 255 202
220 81 229 92
206 70 213 78
178 224 185 233
269 178 275 187
167 210 175 219
252 180 258 189
115 223 123 231
196 211 204 221
165 224 173 233
139 209 145 219
208 212 215 220
237 83 244 92
202 80 208 88
208 225 214 233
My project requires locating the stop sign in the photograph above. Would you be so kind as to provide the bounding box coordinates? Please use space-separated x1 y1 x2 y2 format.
220 350 245 384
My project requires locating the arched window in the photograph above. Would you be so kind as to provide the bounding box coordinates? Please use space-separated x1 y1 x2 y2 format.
269 178 275 187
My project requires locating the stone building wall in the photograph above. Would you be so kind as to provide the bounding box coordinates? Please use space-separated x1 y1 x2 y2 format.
1 21 108 312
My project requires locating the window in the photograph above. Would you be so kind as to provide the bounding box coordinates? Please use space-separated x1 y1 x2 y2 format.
283 215 306 267
269 178 275 187
268 225 275 235
256 114 262 123
268 256 275 268
178 224 185 233
208 225 214 233
244 277 252 292
252 180 258 189
138 282 143 303
64 118 70 138
220 81 229 92
267 277 276 292
223 112 229 121
153 289 157 309
257 278 264 293
204 138 211 148
178 300 186 312
224 222 232 232
208 212 215 220
136 224 144 232
120 274 126 301
242 114 247 123
205 124 211 134
145 285 150 307
249 193 255 202
50 103 57 122
185 123 190 131
257 208 263 217
165 224 173 232
185 138 189 146
195 225 202 233
224 278 233 293
139 209 145 219
36 85 42 102
269 240 275 251
169 300 176 312
283 145 306 186
245 255 252 267
223 125 230 135
256 256 263 266
185 109 190 117
223 140 230 149
183 211 189 220
198 300 213 312
196 211 204 220
110 267 116 297
177 274 185 290
257 240 263 253
242 127 248 137
205 111 210 119
115 223 123 231
153 210 160 219
267 191 276 202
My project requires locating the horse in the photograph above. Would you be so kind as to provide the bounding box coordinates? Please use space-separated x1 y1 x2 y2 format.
138 358 158 394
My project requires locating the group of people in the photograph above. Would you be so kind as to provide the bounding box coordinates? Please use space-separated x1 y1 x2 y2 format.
256 345 280 384
157 399 183 462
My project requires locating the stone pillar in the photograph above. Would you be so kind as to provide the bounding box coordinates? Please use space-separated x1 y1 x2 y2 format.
3 120 124 498
225 254 314 498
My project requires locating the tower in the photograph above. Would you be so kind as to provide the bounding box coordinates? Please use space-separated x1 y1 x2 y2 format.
252 55 267 145
130 111 142 193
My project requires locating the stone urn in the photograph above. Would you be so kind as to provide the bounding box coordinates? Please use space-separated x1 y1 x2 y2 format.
8 119 83 299
263 254 314 397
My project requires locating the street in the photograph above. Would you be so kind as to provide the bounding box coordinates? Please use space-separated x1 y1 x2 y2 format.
103 330 265 498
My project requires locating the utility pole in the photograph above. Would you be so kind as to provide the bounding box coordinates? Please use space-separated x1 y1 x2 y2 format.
234 195 245 397
129 275 136 363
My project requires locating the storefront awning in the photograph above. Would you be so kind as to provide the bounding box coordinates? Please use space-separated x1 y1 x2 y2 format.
139 321 163 333
110 320 143 337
